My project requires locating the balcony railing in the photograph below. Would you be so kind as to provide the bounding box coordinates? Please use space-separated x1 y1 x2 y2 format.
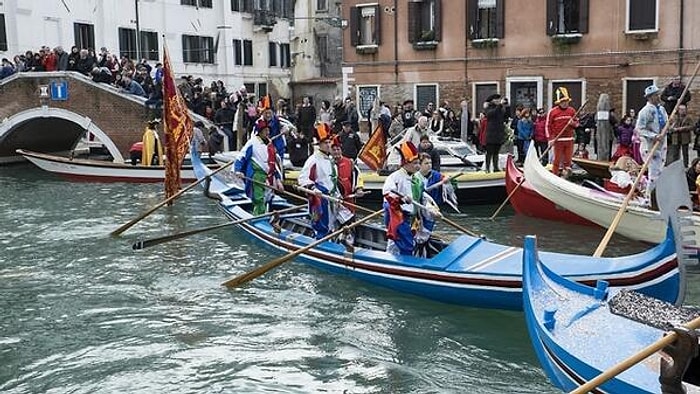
254 10 277 30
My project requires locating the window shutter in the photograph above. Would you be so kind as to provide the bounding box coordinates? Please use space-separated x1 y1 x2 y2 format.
579 0 589 34
495 0 505 38
408 2 419 43
349 6 359 46
373 5 381 45
467 0 477 40
434 0 442 41
546 0 557 35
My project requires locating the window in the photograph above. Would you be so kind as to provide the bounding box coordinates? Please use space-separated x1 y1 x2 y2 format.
317 35 328 62
243 39 253 66
181 0 212 8
232 0 254 12
627 0 657 32
415 84 438 113
118 28 137 59
74 23 95 50
280 43 290 68
119 29 159 60
357 86 379 120
349 5 381 47
268 42 278 67
255 0 271 11
0 14 6 52
317 0 328 12
257 82 267 98
546 0 589 36
233 39 242 65
468 0 504 40
182 35 214 63
625 79 654 116
473 83 498 114
140 31 159 61
408 0 441 43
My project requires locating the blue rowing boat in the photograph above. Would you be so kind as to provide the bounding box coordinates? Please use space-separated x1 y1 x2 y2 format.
191 146 687 310
522 235 700 393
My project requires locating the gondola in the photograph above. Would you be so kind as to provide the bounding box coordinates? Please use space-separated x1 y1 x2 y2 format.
191 146 688 310
522 234 699 393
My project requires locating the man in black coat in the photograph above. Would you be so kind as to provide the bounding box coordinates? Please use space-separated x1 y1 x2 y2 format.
661 76 691 115
483 94 507 172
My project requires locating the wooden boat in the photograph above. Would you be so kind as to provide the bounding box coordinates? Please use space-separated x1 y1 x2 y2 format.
17 148 219 183
523 145 700 248
505 154 595 226
572 156 613 179
190 146 687 310
522 235 698 393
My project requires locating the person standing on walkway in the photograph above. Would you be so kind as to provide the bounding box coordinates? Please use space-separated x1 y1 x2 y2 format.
661 76 691 115
546 87 579 177
636 84 668 203
666 104 694 168
483 94 506 172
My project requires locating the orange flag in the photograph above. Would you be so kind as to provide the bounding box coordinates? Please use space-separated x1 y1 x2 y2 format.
357 122 387 171
162 43 193 201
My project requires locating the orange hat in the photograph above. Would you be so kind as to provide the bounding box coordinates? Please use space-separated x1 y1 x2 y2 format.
257 94 272 113
314 123 332 143
397 141 419 164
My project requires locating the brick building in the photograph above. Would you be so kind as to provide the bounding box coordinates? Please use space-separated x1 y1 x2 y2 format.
341 0 700 121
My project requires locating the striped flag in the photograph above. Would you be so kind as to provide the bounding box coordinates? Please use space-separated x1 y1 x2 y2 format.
162 43 193 201
357 122 387 171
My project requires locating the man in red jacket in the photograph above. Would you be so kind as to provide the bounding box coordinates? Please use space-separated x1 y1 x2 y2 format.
546 87 579 177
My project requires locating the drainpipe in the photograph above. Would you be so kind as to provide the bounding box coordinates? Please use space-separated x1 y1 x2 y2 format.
393 0 398 82
678 0 684 77
135 0 141 61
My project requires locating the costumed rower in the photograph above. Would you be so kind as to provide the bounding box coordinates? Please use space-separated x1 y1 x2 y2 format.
330 134 366 247
382 141 423 256
234 119 284 215
298 123 338 239
545 87 579 177
636 84 668 205
141 118 164 166
255 94 289 158
415 152 460 213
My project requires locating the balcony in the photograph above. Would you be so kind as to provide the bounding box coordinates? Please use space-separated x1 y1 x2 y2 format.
254 10 276 32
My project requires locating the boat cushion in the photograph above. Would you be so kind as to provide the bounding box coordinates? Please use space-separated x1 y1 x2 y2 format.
609 289 700 331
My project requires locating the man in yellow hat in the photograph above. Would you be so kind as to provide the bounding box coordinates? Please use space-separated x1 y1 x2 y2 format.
141 119 163 166
546 87 579 177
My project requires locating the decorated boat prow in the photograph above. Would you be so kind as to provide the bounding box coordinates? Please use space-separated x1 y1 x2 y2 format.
522 234 699 393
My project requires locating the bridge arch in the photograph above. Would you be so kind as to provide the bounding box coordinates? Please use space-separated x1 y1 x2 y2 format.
0 107 125 162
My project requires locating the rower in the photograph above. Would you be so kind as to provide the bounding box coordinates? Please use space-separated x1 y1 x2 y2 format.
330 134 366 248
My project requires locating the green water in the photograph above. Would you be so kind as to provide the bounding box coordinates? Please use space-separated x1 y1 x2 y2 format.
1 165 697 393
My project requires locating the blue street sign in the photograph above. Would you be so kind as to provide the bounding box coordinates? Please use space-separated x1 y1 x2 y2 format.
50 81 68 101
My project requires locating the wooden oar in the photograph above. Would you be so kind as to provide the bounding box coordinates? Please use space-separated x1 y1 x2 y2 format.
385 189 484 239
570 316 700 394
592 60 700 257
131 204 305 250
110 159 235 237
489 99 589 220
221 209 384 288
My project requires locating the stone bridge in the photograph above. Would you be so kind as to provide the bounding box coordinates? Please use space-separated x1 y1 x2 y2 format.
0 71 208 164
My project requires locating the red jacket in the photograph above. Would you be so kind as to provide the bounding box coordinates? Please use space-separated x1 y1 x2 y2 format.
545 106 578 142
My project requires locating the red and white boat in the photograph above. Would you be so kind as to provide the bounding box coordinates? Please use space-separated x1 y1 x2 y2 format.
17 149 219 183
505 154 595 226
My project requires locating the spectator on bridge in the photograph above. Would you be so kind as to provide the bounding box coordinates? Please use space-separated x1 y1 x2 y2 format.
119 75 147 97
0 58 16 79
54 47 68 71
26 52 45 72
90 67 113 84
153 63 163 85
214 98 236 150
76 49 94 75
12 55 26 72
144 80 163 113
67 46 80 71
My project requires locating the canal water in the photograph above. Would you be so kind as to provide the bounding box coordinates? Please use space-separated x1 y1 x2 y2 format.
1 165 698 393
